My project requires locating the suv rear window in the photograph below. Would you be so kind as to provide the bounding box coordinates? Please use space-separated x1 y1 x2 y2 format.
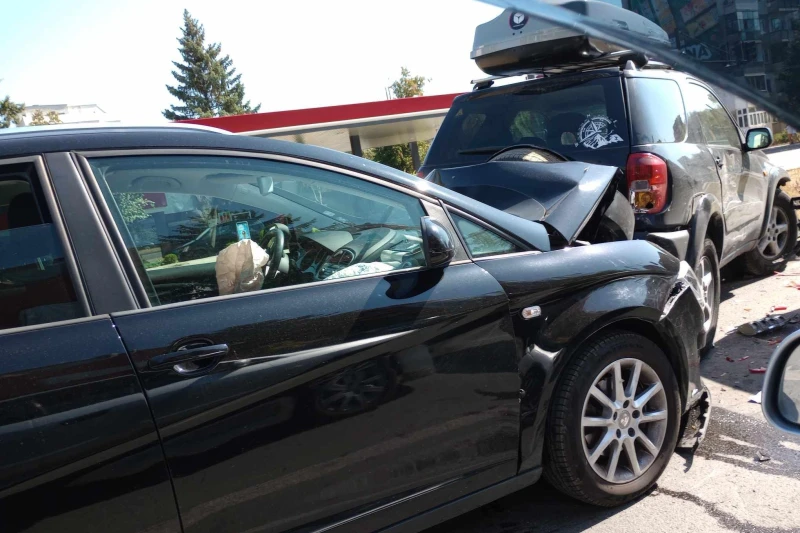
424 74 628 168
628 78 687 145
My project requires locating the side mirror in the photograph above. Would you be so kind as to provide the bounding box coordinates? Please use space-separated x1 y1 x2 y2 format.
745 127 772 151
420 216 455 268
762 330 800 434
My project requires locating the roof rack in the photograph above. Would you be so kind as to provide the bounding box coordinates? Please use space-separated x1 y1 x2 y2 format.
470 51 672 90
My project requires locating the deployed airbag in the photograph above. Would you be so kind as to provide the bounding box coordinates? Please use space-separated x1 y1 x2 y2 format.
215 240 269 295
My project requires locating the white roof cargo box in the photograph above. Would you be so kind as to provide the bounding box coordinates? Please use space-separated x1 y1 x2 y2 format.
471 1 670 76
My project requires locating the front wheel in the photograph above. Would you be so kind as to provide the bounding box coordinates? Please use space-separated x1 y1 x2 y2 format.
544 332 681 507
742 191 797 276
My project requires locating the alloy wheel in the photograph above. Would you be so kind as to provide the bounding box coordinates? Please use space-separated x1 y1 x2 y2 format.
758 206 789 261
581 358 669 483
698 255 715 334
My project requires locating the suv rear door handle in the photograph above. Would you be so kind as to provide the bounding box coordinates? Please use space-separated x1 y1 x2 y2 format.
714 157 724 168
149 343 229 371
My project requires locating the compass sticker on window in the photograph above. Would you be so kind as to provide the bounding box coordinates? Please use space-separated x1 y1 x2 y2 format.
576 115 624 149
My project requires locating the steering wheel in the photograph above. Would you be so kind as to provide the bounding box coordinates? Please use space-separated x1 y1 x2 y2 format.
264 223 290 280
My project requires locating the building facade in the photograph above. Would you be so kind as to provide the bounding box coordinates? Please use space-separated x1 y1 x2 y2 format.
19 104 118 126
624 0 798 131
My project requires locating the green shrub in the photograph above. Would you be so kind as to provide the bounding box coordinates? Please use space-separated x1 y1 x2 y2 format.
775 132 790 145
162 254 179 265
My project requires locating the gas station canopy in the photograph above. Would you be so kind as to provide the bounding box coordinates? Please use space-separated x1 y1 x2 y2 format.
179 93 461 155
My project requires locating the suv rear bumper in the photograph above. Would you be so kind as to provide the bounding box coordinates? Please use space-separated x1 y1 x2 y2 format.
635 229 690 262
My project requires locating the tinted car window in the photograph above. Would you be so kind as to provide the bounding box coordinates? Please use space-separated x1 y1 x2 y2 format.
0 163 82 330
684 83 742 148
629 78 687 144
451 213 520 258
425 74 628 167
89 155 427 306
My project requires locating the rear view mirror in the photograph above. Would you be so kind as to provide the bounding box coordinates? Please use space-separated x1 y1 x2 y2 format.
420 216 455 268
746 128 772 151
762 330 800 434
257 176 273 196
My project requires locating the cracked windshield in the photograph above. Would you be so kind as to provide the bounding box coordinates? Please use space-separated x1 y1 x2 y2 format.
0 0 799 532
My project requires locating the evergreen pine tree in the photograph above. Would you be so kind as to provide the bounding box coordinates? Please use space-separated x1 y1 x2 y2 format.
0 81 24 129
163 10 260 120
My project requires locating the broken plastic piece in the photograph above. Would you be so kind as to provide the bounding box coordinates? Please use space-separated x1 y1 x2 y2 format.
725 356 735 362
755 451 771 462
738 315 787 336
749 367 768 374
772 305 788 312
738 356 750 361
749 391 762 404
768 338 783 346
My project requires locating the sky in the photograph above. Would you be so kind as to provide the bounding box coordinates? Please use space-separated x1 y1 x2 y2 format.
0 0 503 123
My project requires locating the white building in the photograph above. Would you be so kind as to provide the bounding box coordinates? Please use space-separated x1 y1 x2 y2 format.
18 104 119 126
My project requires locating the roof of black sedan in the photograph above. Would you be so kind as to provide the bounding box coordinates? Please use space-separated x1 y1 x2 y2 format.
0 123 552 251
0 123 423 187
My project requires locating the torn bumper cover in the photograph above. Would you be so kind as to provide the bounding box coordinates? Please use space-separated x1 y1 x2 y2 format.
663 260 712 449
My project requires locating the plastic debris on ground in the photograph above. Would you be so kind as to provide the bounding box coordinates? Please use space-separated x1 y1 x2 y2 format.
749 367 768 374
768 338 783 345
738 315 787 336
755 451 771 462
749 391 762 404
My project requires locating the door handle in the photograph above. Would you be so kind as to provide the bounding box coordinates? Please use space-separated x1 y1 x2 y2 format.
149 343 229 372
714 157 724 169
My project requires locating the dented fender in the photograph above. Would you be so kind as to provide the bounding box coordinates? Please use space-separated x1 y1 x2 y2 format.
475 240 706 473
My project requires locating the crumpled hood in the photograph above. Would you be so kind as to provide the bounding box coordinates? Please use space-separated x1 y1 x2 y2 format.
427 160 619 244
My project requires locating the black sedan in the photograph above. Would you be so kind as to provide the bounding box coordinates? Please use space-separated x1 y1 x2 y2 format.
0 125 709 533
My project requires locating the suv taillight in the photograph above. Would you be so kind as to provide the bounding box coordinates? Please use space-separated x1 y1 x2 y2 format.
626 153 668 214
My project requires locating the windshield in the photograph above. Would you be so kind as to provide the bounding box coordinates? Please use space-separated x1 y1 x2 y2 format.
425 74 628 167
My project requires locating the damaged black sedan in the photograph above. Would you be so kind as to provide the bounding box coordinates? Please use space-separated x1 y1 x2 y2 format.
0 125 709 533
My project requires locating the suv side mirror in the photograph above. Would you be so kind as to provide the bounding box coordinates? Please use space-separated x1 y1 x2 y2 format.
762 330 800 434
746 127 772 151
420 216 455 268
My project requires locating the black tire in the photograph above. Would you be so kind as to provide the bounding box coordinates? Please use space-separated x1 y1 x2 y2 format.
544 332 681 507
696 239 720 355
742 191 798 276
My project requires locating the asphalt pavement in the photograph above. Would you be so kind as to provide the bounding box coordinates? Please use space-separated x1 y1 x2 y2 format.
427 258 800 533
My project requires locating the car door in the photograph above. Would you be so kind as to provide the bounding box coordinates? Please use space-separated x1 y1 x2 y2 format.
80 151 520 533
684 82 766 254
0 156 179 533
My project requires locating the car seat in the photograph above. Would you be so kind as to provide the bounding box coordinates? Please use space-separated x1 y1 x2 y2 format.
546 112 586 148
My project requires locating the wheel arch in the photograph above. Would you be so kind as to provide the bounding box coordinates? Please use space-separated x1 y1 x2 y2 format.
686 194 724 268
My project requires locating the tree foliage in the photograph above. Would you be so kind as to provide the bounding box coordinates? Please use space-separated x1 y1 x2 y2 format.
164 10 261 120
365 68 431 174
114 193 155 224
28 109 62 126
0 81 24 129
778 30 800 118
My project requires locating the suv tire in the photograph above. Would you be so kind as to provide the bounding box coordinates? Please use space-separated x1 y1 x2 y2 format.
697 239 720 355
742 191 797 276
544 332 681 507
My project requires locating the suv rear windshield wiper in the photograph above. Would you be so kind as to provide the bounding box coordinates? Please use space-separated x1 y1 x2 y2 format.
457 146 507 155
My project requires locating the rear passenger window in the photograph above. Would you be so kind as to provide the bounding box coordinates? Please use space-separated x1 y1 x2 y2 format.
684 84 742 148
0 162 82 330
628 78 687 145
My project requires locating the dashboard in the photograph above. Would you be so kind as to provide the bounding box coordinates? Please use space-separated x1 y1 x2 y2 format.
296 228 424 280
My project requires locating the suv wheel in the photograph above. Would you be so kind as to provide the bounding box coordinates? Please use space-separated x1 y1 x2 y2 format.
697 239 720 355
743 191 797 275
544 332 680 507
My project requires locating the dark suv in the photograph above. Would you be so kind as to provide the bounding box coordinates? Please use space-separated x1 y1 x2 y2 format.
420 66 796 348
